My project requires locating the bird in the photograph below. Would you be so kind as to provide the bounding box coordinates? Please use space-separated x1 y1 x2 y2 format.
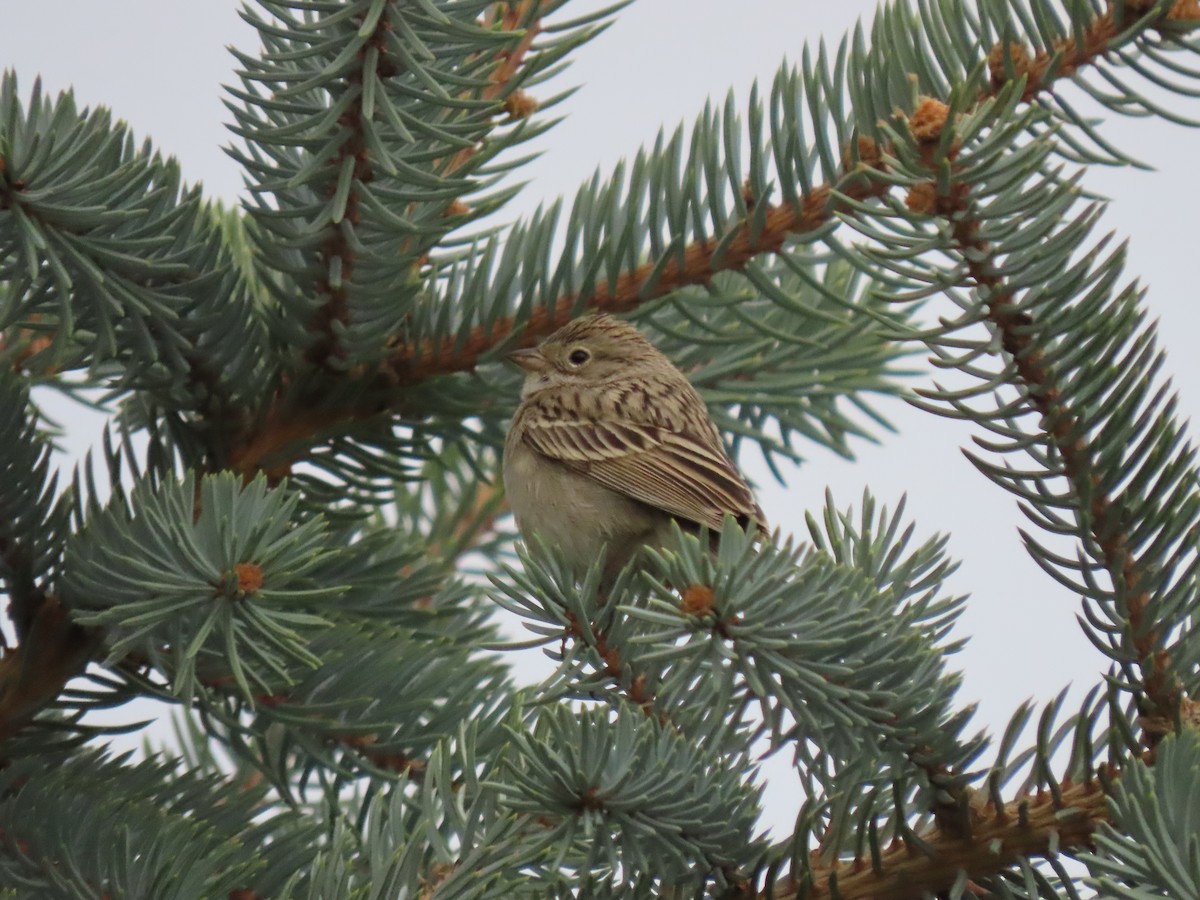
503 313 767 589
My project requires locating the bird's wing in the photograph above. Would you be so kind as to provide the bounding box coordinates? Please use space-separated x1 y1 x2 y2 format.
516 414 764 533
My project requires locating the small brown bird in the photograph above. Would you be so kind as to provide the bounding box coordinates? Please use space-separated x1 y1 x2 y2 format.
503 313 767 587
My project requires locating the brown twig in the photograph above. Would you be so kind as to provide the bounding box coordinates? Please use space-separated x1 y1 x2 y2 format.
339 733 429 779
203 675 433 780
424 478 509 565
918 171 1181 732
983 2 1200 104
438 1 544 179
772 777 1109 899
563 611 660 719
300 5 392 369
387 182 866 383
295 0 549 366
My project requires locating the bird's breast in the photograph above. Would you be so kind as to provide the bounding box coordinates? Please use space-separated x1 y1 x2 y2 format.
503 436 663 576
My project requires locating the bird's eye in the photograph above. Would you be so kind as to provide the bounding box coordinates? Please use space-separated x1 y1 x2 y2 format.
567 348 590 366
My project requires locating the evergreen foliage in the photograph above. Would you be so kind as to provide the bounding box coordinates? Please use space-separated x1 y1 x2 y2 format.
0 0 1198 896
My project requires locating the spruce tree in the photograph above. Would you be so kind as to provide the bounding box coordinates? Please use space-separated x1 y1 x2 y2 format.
1 0 1199 897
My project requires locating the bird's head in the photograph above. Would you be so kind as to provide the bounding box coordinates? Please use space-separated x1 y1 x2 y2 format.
510 314 663 397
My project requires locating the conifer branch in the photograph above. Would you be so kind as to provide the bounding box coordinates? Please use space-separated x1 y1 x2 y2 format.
425 479 508 565
5 0 1200 889
388 182 878 380
227 180 886 478
987 1 1200 104
294 0 546 369
947 194 1181 731
222 0 1175 481
563 610 661 720
301 4 393 369
389 0 1174 381
1 0 1181 764
439 0 544 178
896 82 1186 736
196 675 432 780
774 777 1110 899
228 402 382 481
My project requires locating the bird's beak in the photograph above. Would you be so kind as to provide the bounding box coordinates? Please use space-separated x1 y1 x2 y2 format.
509 347 547 373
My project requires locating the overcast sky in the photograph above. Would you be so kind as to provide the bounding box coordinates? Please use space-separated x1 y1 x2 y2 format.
3 0 1199 836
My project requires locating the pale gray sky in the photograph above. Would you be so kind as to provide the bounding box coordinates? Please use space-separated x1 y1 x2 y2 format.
3 0 1198 837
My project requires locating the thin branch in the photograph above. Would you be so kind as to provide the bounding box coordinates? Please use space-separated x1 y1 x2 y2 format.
438 0 544 178
987 2 1200 105
928 177 1182 732
300 4 391 369
331 733 429 780
388 183 866 382
562 611 662 721
195 674 434 781
773 777 1109 899
304 0 545 369
424 478 509 566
